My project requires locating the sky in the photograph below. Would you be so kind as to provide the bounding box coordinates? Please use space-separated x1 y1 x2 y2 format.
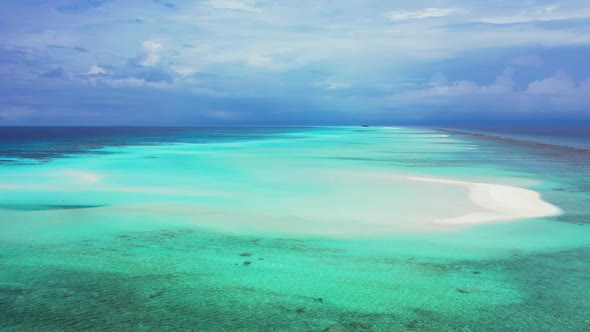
1 0 590 125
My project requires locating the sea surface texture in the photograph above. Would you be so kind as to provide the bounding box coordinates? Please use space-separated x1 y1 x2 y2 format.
0 126 589 331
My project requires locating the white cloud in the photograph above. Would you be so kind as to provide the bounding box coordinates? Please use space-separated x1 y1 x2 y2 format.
87 65 107 75
4 0 590 102
10 1 586 77
537 4 560 15
139 40 163 67
396 68 515 98
205 0 261 12
476 4 590 24
84 76 172 89
171 66 197 76
527 71 585 94
385 8 461 21
389 69 590 111
314 81 352 89
246 55 274 68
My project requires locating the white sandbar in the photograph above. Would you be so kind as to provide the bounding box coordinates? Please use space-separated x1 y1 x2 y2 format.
409 177 562 225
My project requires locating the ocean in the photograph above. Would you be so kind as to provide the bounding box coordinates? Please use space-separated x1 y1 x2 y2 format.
0 126 589 331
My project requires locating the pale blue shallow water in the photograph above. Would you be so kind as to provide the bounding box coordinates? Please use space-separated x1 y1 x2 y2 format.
0 126 589 331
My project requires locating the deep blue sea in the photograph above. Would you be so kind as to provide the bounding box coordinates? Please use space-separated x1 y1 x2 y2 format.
443 125 590 149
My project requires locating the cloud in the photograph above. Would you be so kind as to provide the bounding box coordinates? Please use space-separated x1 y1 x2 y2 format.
385 8 461 21
81 73 173 89
6 1 590 79
381 81 590 127
527 71 589 95
135 68 176 83
138 40 164 67
79 64 176 89
171 66 197 76
389 68 590 114
396 69 515 98
56 0 108 13
100 77 172 89
511 55 544 67
205 0 261 12
3 1 590 125
87 65 107 75
153 0 175 9
47 45 88 53
314 81 352 90
476 4 590 24
39 67 64 78
192 87 226 97
246 55 274 68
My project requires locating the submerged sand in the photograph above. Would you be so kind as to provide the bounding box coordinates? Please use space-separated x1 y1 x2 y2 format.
0 169 563 238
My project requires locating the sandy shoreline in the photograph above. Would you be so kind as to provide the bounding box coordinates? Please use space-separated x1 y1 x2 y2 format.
409 177 562 225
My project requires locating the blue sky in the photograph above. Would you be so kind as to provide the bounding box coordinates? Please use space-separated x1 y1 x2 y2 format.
1 0 590 125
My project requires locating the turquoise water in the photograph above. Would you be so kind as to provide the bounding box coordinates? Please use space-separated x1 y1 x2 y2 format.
1 126 589 331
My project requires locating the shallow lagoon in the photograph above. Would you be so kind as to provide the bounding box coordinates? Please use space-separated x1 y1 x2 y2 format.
1 127 589 331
